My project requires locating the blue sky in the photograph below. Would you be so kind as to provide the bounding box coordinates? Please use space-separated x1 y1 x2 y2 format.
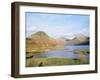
26 12 90 38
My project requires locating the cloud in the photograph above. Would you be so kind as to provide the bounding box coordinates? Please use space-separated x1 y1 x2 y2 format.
62 28 89 39
26 26 39 32
63 32 75 39
26 26 40 37
63 33 74 36
78 28 89 36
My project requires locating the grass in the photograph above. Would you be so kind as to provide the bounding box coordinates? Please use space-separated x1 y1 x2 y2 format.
26 48 89 67
74 49 89 54
26 58 89 67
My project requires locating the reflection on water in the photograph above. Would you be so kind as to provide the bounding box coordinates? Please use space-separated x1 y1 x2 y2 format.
32 45 89 59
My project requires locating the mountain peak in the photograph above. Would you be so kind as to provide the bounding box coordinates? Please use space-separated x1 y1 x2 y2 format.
34 31 46 35
31 31 49 39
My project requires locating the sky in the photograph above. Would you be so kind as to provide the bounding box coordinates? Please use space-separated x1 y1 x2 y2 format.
25 12 90 39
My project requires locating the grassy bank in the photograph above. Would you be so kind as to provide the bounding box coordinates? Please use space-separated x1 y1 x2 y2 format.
74 49 89 54
26 58 89 67
26 45 64 54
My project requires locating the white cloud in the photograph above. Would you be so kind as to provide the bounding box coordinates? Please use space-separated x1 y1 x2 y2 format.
26 26 38 32
26 26 40 37
63 32 75 39
62 28 89 39
78 28 89 36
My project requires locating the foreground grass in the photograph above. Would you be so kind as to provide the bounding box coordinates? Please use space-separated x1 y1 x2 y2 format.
26 58 89 67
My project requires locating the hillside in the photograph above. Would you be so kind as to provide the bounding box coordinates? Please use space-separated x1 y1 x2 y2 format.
64 34 89 45
26 31 65 53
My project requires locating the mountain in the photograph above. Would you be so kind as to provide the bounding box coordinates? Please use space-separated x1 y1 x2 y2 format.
31 31 50 39
64 34 89 45
26 31 65 53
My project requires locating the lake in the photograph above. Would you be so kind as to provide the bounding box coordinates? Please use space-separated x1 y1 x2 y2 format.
33 45 89 59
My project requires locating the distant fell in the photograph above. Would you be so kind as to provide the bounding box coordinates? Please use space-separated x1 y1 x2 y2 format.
63 34 89 45
26 31 65 53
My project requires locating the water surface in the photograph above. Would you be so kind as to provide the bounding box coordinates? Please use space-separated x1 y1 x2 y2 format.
33 45 89 59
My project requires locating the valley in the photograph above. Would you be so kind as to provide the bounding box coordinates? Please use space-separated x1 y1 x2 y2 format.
26 31 90 67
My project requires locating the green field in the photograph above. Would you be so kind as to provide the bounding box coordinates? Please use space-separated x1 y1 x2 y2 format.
26 49 89 67
74 49 89 54
26 58 89 67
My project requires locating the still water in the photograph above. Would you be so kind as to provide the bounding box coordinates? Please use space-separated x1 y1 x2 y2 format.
33 45 89 59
